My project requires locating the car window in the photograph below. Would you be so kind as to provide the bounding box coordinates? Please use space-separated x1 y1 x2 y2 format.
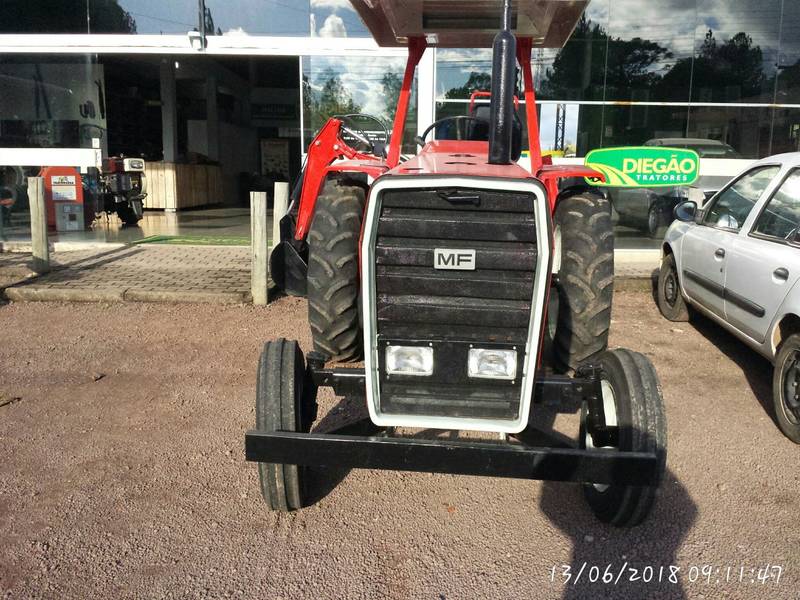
752 168 800 241
704 165 780 231
692 145 741 159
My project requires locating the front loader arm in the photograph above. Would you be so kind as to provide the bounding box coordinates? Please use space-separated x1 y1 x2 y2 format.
294 118 382 240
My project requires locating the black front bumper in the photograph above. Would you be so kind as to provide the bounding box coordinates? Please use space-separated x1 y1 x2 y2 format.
245 428 658 485
244 364 659 486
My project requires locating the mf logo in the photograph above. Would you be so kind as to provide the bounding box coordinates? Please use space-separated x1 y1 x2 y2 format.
434 248 476 270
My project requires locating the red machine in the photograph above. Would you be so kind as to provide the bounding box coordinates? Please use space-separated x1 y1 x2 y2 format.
249 0 667 528
41 166 87 233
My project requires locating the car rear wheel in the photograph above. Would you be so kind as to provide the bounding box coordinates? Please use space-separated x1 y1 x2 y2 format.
773 334 800 444
647 203 662 238
580 348 667 527
657 253 689 322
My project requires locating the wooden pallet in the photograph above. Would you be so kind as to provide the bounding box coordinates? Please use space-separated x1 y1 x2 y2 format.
143 162 223 211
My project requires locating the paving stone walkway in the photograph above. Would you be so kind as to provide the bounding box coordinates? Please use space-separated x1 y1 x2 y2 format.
0 245 252 303
0 244 656 305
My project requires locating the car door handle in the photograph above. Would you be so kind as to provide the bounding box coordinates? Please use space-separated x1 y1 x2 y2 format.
714 248 725 258
774 267 789 281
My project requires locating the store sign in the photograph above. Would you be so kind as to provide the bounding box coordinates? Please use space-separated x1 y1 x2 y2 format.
584 147 700 187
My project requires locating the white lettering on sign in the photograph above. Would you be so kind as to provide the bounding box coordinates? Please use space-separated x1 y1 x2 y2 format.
434 248 476 270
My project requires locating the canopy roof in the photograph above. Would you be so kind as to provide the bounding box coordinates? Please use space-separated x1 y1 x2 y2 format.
350 0 590 48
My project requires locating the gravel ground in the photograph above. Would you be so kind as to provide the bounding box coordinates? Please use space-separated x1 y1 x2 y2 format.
0 292 798 599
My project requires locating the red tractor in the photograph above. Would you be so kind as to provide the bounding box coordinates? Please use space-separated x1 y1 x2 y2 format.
247 0 666 527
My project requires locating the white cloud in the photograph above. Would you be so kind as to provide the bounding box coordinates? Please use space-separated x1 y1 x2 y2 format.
318 14 347 38
310 0 352 9
222 27 249 37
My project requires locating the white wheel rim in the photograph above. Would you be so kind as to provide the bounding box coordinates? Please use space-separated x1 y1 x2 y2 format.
585 379 619 492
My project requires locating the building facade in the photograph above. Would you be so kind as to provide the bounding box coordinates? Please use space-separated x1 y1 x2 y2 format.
0 0 798 250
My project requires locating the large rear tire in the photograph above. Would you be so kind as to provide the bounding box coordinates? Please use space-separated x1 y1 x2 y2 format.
256 338 315 511
581 348 667 527
553 192 614 372
307 180 365 362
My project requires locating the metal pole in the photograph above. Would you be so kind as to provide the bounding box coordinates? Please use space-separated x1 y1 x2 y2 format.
28 176 50 274
272 182 289 253
250 190 268 306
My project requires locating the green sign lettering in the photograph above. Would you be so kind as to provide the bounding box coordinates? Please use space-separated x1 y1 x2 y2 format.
584 146 700 187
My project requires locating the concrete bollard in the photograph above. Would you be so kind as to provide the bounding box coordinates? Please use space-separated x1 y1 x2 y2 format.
28 177 50 274
250 191 269 306
272 182 289 253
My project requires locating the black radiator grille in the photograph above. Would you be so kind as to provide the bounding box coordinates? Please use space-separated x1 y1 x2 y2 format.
373 186 539 419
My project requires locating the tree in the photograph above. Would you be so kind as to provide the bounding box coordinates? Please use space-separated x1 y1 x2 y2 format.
444 71 493 100
691 30 768 102
541 16 672 101
380 71 402 122
303 68 361 134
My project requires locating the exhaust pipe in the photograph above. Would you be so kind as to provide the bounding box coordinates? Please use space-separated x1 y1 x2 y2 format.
488 0 516 165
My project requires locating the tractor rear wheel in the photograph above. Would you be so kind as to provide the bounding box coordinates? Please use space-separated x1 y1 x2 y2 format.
553 192 614 372
256 338 315 511
307 180 365 362
580 348 667 527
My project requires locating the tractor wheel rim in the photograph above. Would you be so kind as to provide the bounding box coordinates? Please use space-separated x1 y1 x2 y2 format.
584 379 619 493
781 352 800 424
664 269 678 306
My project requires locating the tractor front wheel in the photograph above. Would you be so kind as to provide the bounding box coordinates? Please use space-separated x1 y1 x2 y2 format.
307 180 365 362
553 192 614 372
580 348 667 527
255 338 316 511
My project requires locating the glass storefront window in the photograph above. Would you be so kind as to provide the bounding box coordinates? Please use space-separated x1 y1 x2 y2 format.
0 1 198 34
302 55 415 153
604 0 693 102
771 108 800 155
692 0 780 104
91 1 197 34
203 0 369 38
776 0 800 104
686 105 771 159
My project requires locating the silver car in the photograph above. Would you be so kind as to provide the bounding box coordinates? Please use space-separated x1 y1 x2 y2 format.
657 152 800 443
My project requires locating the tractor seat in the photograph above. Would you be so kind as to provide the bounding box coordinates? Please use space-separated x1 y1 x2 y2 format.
468 104 523 162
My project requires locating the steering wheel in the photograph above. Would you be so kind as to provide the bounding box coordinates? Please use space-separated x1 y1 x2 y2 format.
337 113 389 154
417 115 489 146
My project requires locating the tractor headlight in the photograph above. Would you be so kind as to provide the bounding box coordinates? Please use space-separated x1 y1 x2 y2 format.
468 348 517 380
385 345 434 376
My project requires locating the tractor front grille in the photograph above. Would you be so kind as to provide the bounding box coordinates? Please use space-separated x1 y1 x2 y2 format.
371 186 539 420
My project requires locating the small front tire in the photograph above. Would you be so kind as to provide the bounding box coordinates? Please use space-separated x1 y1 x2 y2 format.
772 334 800 444
255 338 315 511
581 348 667 527
117 199 144 225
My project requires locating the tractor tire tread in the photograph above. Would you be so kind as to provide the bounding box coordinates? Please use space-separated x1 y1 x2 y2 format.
307 181 365 362
553 192 614 372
